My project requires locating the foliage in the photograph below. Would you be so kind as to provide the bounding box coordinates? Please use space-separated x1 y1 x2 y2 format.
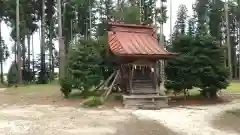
2 0 237 98
165 35 196 93
113 6 141 24
7 62 18 85
209 0 223 40
67 39 110 91
172 4 188 38
193 0 210 36
165 35 229 98
194 35 229 97
81 96 103 107
59 77 72 98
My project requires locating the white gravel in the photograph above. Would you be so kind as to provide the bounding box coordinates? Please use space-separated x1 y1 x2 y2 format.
0 101 239 135
0 105 132 135
132 101 240 135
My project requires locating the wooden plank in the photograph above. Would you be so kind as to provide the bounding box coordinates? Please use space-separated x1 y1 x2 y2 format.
122 94 169 109
123 95 168 99
104 70 120 100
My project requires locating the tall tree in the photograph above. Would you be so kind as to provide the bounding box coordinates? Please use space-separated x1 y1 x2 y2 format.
234 0 240 79
172 4 188 38
96 0 114 37
187 17 196 37
39 0 47 83
194 0 210 36
57 0 66 81
209 0 223 40
45 0 55 80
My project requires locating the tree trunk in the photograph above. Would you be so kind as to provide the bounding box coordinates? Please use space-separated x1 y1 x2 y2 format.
225 1 232 80
238 20 240 79
16 0 22 84
31 35 34 75
49 20 54 81
22 39 26 76
58 0 66 80
0 20 3 83
40 0 46 83
14 42 17 63
209 90 218 98
0 60 3 84
27 34 30 82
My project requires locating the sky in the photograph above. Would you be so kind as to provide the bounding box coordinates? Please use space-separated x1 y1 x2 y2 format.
1 0 194 73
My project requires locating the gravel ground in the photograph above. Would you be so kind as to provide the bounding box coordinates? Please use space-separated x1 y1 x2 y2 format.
0 105 129 135
1 103 240 135
0 85 179 135
212 108 240 134
0 85 239 135
0 105 179 135
132 100 240 135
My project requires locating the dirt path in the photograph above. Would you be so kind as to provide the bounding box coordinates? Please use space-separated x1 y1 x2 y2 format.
212 108 240 134
0 105 179 135
114 116 179 135
2 84 239 135
0 85 179 135
133 101 240 135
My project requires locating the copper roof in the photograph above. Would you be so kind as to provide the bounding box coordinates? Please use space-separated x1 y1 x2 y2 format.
108 22 176 58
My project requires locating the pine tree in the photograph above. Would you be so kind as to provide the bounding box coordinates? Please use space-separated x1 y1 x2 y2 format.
187 17 196 37
194 35 229 97
194 0 210 36
172 4 188 38
209 0 223 40
165 35 196 94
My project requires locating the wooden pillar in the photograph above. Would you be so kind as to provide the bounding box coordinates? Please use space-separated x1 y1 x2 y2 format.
120 65 124 92
154 62 159 95
129 65 133 93
131 65 135 93
159 60 166 95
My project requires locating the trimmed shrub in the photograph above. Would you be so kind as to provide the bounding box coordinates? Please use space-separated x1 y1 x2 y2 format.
7 63 18 85
59 77 72 98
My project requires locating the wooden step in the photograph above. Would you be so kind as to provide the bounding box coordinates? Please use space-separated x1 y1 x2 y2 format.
131 90 157 94
129 87 157 94
132 80 152 83
133 82 153 85
122 94 169 110
133 85 153 89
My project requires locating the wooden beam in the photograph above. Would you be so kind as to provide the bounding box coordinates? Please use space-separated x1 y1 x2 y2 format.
104 70 120 100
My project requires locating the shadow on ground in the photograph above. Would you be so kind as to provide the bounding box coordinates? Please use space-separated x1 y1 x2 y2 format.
212 109 240 134
114 116 180 135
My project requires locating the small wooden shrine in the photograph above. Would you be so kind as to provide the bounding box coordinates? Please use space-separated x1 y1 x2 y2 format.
107 21 176 109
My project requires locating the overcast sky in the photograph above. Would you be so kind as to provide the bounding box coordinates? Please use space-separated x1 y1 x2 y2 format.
1 0 194 73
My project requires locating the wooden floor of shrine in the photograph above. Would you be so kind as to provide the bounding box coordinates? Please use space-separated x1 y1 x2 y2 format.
122 81 169 110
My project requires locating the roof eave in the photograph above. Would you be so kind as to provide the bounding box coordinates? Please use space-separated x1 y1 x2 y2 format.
111 51 177 59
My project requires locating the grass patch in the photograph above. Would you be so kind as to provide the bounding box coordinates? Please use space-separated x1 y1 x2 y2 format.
226 82 240 93
4 83 61 98
81 96 103 107
175 81 240 97
7 83 59 92
0 83 7 88
106 92 123 101
68 90 104 99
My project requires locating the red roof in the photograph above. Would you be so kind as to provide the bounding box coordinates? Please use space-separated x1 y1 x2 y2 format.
108 22 176 58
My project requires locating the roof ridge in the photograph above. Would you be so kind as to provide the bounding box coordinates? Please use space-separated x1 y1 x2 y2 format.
111 30 151 34
108 22 153 29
